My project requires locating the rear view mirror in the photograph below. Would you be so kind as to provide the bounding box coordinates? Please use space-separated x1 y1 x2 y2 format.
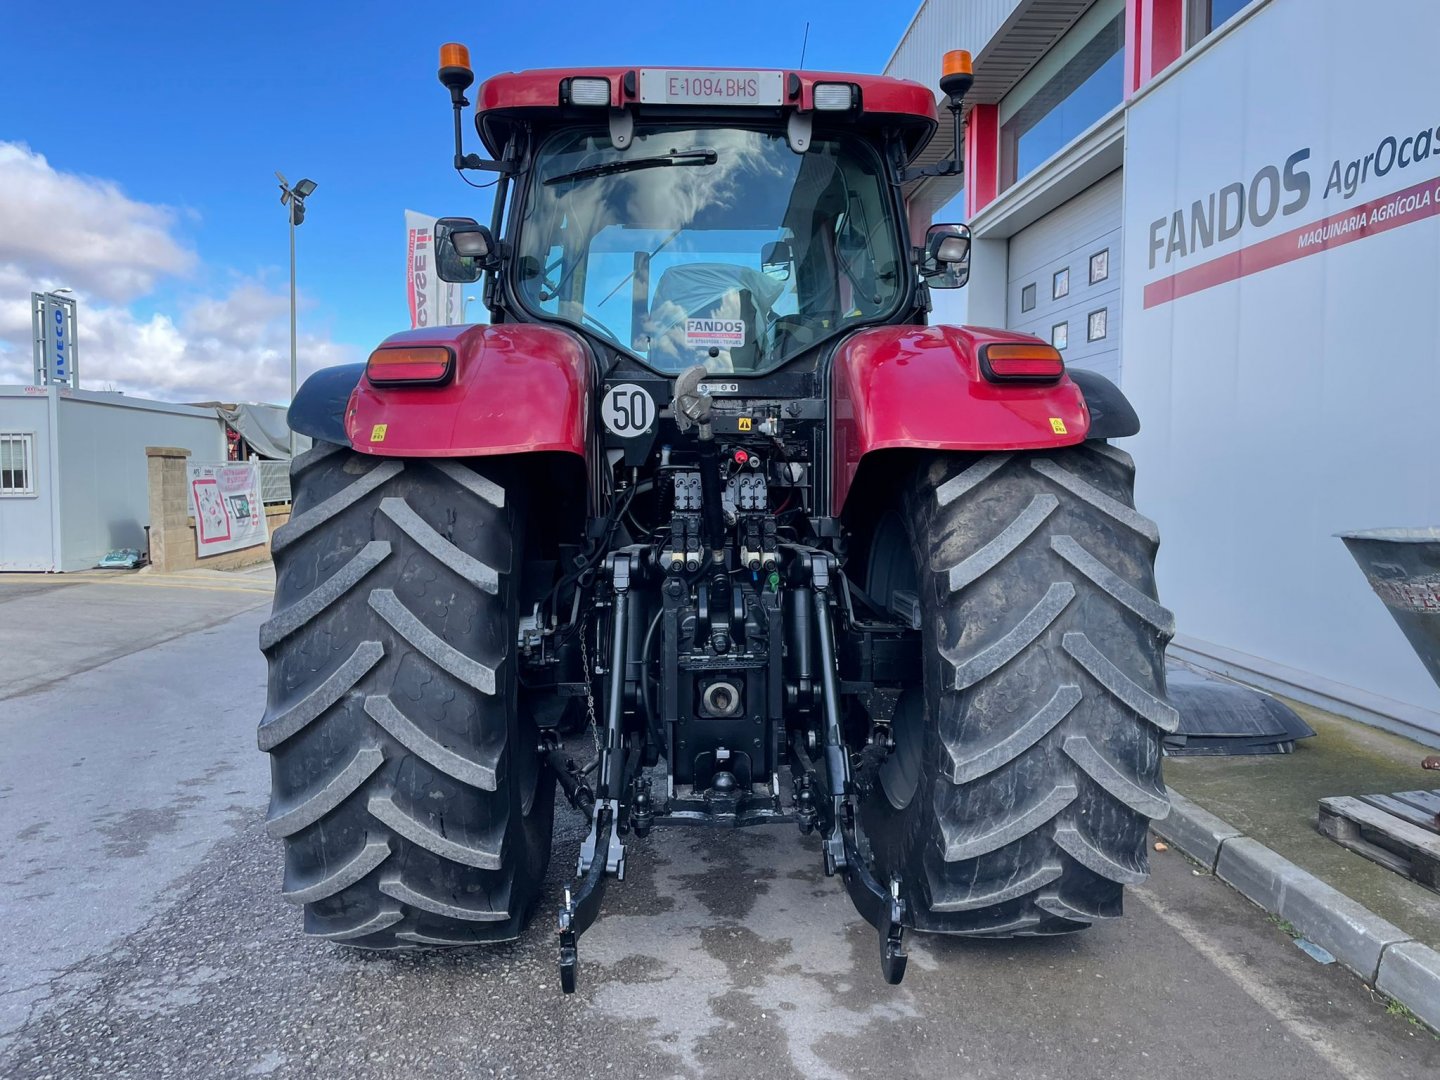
761 240 793 281
434 217 492 282
921 223 971 289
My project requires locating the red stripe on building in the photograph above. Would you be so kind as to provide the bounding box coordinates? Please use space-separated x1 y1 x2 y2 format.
1149 0 1184 82
964 103 999 218
1126 0 1183 97
1143 174 1440 309
1125 0 1145 96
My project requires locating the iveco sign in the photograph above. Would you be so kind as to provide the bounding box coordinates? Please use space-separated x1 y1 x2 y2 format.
30 291 79 388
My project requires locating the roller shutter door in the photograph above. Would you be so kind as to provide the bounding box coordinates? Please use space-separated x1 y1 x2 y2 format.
1006 170 1123 381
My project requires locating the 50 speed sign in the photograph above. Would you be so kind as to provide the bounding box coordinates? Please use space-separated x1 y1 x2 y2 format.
601 383 656 437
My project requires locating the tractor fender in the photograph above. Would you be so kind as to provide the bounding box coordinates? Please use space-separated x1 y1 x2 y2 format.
339 324 591 458
831 324 1095 514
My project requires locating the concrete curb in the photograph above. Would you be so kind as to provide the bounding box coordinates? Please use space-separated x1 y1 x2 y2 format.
1155 786 1440 1033
1378 942 1440 1032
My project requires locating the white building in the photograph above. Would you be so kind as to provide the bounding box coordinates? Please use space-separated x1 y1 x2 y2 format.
888 0 1440 741
0 386 224 571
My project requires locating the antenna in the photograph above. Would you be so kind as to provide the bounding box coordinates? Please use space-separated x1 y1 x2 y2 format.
799 21 810 68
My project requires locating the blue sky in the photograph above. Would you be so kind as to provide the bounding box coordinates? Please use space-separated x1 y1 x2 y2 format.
0 0 922 401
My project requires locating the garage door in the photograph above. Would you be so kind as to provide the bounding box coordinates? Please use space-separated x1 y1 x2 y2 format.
1006 170 1123 381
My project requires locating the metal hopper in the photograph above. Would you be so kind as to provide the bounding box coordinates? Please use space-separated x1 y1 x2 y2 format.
1339 528 1440 692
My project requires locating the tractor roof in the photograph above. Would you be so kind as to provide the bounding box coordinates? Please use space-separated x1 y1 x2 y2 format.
474 67 939 159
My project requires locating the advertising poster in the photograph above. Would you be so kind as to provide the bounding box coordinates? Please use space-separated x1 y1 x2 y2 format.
188 462 268 557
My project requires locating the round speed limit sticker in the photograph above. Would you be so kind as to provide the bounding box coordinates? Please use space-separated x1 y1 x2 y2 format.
601 383 656 437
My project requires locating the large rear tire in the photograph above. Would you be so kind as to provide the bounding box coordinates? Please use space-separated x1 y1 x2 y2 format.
860 444 1175 935
258 442 554 947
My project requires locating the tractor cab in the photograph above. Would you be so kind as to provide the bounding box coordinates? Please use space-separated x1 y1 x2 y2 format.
433 55 973 378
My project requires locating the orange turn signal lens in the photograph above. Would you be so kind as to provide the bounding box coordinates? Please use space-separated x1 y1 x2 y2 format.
439 42 471 73
980 343 1064 382
366 346 454 385
942 50 973 78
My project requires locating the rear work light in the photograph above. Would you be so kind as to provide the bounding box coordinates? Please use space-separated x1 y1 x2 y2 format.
366 345 454 385
979 343 1065 383
565 77 611 106
812 82 858 110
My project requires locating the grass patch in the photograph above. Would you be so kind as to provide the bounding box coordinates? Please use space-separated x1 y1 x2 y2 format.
1383 997 1440 1039
1386 999 1421 1026
1268 914 1299 938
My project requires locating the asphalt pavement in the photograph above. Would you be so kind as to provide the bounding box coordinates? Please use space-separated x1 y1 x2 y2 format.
1 571 1437 1079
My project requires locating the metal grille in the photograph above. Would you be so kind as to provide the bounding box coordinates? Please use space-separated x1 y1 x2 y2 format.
258 460 292 505
0 433 35 496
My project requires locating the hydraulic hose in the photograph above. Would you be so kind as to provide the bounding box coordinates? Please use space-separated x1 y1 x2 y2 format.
697 439 728 560
639 607 663 747
543 746 595 822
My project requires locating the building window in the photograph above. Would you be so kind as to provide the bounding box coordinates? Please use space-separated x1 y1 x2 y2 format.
1088 309 1108 342
1089 249 1109 284
1021 283 1037 312
999 2 1125 190
1189 0 1252 44
1053 268 1070 300
1052 322 1068 351
0 433 36 496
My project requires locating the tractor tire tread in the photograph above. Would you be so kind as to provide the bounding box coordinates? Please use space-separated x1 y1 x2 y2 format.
861 444 1172 935
259 442 552 949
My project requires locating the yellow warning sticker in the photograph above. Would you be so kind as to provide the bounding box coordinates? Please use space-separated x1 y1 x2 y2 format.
370 423 388 443
1049 417 1068 435
738 416 753 432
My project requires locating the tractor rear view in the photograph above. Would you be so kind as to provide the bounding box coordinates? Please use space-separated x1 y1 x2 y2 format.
258 45 1174 991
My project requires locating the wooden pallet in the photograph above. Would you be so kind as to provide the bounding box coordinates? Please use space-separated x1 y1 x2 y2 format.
1318 791 1440 894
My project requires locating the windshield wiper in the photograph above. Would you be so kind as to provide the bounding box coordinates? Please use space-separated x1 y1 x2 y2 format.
545 148 717 187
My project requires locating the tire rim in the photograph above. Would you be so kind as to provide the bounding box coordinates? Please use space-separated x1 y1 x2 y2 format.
879 689 923 810
866 510 923 811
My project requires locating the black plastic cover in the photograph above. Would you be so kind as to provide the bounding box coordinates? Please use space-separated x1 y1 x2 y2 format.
1068 368 1140 440
287 363 365 448
1163 664 1316 756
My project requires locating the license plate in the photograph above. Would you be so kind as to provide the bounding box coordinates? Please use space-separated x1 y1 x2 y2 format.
639 69 784 106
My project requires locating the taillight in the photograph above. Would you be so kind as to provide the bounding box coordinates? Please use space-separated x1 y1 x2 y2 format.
366 346 454 385
980 343 1064 383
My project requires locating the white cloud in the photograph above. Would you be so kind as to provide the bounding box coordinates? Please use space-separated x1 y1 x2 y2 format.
0 142 195 302
0 142 357 403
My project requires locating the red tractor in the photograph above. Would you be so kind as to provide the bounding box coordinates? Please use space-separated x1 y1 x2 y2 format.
260 45 1175 992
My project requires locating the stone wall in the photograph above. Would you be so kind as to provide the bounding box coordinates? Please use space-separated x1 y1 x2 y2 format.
145 446 289 572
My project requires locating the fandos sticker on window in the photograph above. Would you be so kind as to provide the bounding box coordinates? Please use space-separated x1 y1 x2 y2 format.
685 318 746 351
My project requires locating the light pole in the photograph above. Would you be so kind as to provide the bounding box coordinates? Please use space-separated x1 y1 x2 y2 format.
276 172 317 455
463 294 477 322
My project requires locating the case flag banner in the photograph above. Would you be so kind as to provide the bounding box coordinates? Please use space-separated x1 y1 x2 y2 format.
405 210 462 329
188 462 269 558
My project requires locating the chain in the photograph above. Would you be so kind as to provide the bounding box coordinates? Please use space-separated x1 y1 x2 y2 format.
579 612 601 761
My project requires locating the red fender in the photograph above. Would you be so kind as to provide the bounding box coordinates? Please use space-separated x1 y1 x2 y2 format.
831 324 1089 515
346 324 591 458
